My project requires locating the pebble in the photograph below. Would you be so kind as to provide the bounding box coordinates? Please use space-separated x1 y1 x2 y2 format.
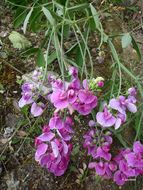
0 52 8 59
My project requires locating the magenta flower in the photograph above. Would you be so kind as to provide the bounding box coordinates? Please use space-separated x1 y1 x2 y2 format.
73 90 98 115
114 170 127 186
96 107 116 127
30 102 44 117
68 78 81 90
35 143 48 162
69 66 78 78
37 131 55 142
50 90 68 109
49 114 64 129
96 144 111 161
133 141 143 154
51 79 64 92
35 137 72 176
119 160 136 177
97 81 104 88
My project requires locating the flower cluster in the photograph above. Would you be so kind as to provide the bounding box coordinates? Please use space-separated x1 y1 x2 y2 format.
113 141 143 185
84 122 117 180
49 67 98 115
84 122 143 186
19 67 48 117
18 66 140 186
96 87 137 129
35 114 73 176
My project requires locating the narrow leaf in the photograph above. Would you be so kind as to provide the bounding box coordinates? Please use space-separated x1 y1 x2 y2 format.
23 7 33 34
90 4 100 31
131 35 142 60
37 49 45 67
47 51 57 64
42 7 55 26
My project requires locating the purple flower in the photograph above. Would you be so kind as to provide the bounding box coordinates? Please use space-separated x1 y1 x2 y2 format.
30 102 44 117
51 79 64 91
95 161 107 176
114 170 127 186
73 90 98 115
19 93 34 108
128 87 137 97
50 90 68 109
35 143 48 162
37 131 55 142
51 140 59 158
109 96 137 114
97 81 104 88
119 160 135 177
21 82 33 93
49 114 64 129
109 96 126 114
88 120 96 127
96 145 111 161
35 137 72 176
133 141 143 154
69 66 78 78
115 113 126 130
125 152 143 168
96 107 116 127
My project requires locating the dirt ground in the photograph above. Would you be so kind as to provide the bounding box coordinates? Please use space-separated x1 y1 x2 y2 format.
0 1 143 190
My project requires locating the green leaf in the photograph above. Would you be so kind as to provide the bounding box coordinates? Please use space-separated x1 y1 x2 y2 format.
8 31 31 49
37 49 45 67
23 7 33 34
75 42 84 68
42 7 55 26
121 33 132 48
67 3 88 11
134 112 143 140
90 4 100 31
47 51 57 64
14 9 27 28
21 47 39 57
131 35 142 60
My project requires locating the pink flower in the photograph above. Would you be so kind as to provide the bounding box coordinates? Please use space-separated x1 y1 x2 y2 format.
49 114 64 129
37 131 55 142
69 66 78 78
128 87 137 97
114 170 127 186
73 90 98 115
97 81 104 88
35 143 48 162
109 96 137 114
96 107 116 127
50 90 69 109
114 113 126 130
133 141 143 154
96 144 111 161
19 93 34 108
30 102 44 117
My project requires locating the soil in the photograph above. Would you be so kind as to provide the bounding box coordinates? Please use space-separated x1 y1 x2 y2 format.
0 1 143 190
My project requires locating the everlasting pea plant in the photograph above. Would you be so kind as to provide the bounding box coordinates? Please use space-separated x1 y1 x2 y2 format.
19 67 142 186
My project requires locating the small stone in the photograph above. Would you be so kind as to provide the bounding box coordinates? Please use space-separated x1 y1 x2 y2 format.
0 52 8 59
0 31 8 37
